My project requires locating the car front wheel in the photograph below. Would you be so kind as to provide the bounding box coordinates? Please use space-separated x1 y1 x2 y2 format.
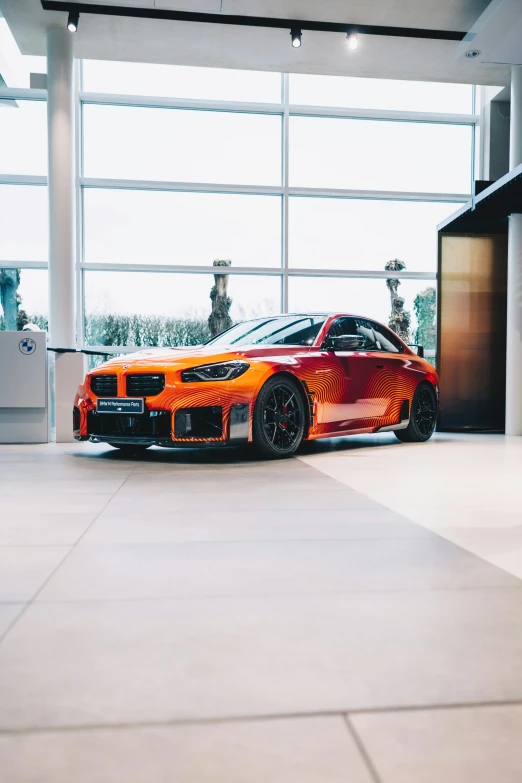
394 383 437 443
253 376 306 458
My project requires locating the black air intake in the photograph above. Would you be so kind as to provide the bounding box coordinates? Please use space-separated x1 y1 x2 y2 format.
87 410 171 438
126 374 165 397
91 374 117 396
174 406 223 439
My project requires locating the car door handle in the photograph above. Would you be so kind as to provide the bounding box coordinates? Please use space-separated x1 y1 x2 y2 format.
376 364 386 369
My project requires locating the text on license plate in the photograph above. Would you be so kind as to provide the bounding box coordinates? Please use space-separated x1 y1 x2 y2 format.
96 398 144 414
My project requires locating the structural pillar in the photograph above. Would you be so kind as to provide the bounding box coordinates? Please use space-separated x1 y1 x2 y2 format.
47 26 75 348
47 27 84 441
506 66 522 435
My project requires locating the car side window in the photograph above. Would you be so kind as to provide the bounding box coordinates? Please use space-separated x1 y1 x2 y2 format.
327 317 380 351
370 321 403 353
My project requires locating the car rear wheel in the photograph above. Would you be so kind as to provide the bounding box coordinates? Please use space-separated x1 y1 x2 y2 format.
253 376 306 458
107 443 151 454
394 383 437 443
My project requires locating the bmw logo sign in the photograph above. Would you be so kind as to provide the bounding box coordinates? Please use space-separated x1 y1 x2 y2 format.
19 337 36 355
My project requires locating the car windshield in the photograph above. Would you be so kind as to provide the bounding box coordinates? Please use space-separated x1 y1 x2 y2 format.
207 315 327 346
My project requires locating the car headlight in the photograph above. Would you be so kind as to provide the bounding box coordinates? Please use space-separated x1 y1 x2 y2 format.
181 360 250 383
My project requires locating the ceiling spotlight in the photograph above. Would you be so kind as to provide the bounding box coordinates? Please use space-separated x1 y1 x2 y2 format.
290 28 302 48
67 10 79 33
347 31 359 50
465 49 481 58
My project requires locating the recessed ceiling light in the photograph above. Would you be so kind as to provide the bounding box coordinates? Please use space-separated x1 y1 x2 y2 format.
465 49 481 58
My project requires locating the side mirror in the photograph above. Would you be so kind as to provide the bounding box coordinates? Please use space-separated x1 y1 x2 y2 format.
324 334 366 351
408 344 425 358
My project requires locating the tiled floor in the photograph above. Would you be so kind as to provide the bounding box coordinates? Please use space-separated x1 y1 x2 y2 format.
1 435 522 781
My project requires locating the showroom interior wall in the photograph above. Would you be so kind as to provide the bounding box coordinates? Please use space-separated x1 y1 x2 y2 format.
0 21 477 363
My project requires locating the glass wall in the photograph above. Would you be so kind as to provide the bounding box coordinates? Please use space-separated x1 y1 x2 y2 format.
0 92 47 330
288 73 473 113
0 35 476 360
289 117 472 193
83 189 281 267
83 104 282 184
81 63 473 358
0 19 48 331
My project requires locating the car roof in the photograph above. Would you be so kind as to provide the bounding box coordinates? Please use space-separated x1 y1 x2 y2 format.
243 313 385 322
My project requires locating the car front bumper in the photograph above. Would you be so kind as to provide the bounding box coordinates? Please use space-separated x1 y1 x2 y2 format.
74 402 250 448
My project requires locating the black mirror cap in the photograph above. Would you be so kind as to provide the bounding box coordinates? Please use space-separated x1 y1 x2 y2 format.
325 334 366 351
408 344 424 358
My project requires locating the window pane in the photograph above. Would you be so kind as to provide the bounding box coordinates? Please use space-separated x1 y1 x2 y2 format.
0 186 48 261
84 271 281 346
289 74 473 113
289 276 437 353
83 60 281 103
84 189 281 267
83 105 282 185
0 269 48 330
289 198 458 273
0 100 47 175
289 117 472 193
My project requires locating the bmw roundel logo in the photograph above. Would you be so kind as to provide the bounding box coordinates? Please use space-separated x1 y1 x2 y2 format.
19 337 36 355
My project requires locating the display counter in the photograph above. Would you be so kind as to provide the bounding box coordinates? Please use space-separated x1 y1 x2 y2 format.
0 331 48 443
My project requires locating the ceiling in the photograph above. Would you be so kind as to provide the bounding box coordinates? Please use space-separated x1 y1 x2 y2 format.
0 0 512 86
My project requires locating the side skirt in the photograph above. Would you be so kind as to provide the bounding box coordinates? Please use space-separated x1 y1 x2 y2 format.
376 400 410 432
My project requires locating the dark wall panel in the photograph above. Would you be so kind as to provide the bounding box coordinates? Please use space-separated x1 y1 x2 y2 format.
438 234 507 431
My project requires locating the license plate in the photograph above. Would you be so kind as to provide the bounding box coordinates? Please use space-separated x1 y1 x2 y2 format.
96 398 144 414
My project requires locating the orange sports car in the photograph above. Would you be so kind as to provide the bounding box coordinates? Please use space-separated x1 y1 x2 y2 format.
74 313 439 458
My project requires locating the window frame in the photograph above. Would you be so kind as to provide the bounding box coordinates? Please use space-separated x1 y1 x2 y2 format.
0 71 477 353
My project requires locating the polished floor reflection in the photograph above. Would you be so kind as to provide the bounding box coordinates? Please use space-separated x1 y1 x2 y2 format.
0 435 521 782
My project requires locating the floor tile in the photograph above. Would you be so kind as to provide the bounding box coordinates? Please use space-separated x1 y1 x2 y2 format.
119 475 348 494
299 433 522 583
444 531 522 581
0 513 97 546
0 495 114 515
37 537 518 602
0 604 25 638
351 704 522 783
104 490 382 514
0 716 373 783
0 547 70 602
2 589 522 729
0 479 126 496
82 507 431 544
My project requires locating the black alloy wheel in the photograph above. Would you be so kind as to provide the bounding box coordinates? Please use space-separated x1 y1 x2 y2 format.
253 376 306 458
395 383 437 443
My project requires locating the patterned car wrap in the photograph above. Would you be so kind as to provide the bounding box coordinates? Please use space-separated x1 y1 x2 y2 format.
74 314 438 445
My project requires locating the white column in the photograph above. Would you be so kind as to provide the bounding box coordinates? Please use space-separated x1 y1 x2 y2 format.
506 67 522 435
47 26 75 348
47 27 83 443
510 67 522 169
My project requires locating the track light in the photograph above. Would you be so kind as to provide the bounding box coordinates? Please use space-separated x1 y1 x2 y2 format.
346 31 359 50
67 10 79 33
290 28 302 48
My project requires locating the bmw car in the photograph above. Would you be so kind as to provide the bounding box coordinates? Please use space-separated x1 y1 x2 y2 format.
74 313 439 458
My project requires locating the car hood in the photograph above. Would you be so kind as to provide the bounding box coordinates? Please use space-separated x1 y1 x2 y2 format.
93 344 312 374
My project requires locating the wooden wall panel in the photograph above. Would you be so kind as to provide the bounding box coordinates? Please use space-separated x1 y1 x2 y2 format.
438 234 507 431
